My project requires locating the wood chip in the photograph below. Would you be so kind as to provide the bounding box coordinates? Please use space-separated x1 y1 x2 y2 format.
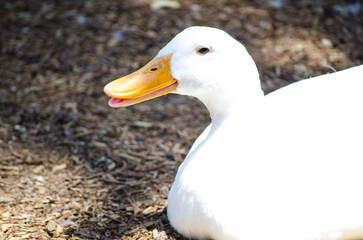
1 224 14 232
46 220 63 237
32 165 44 174
131 121 153 128
52 163 67 172
0 197 14 203
142 206 156 215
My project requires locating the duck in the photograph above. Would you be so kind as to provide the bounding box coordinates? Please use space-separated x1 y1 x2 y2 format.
104 26 363 240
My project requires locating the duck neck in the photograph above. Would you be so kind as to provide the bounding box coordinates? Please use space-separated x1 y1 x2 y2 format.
202 55 264 122
207 95 264 124
201 78 265 125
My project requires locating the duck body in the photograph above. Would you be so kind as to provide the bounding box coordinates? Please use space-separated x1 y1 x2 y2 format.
104 27 363 240
168 65 363 240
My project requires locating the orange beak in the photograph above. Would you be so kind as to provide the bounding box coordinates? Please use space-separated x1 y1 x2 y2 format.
104 54 178 107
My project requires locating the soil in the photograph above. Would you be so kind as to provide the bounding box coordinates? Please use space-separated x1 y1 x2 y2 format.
1 0 362 239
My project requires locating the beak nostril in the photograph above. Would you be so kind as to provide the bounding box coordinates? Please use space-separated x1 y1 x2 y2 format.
149 67 158 72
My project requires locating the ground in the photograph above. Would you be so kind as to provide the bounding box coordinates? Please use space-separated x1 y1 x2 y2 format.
1 0 363 239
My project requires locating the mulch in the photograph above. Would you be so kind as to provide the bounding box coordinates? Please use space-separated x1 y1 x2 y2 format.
1 0 362 239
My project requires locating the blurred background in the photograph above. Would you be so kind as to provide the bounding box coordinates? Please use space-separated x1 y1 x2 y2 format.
1 0 362 239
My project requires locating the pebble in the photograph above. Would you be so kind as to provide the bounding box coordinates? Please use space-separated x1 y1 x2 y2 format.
321 38 333 47
14 125 27 133
76 15 86 25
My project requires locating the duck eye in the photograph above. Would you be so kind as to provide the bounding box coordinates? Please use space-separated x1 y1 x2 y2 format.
197 47 210 55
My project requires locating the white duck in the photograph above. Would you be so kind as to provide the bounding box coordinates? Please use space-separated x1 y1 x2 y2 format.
104 26 363 240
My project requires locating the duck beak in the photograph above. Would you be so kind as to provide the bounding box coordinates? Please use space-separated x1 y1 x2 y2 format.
104 54 178 107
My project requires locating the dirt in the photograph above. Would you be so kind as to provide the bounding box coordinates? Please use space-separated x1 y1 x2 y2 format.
0 0 362 239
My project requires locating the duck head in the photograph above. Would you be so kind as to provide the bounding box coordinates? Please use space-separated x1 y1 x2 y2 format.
104 26 263 117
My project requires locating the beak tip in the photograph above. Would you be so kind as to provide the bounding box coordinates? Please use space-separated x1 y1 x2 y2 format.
104 83 112 96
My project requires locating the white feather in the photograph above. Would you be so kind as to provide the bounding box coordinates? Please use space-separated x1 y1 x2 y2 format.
158 26 363 240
